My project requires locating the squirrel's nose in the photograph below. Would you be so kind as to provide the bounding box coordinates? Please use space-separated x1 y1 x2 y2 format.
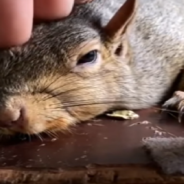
0 107 27 128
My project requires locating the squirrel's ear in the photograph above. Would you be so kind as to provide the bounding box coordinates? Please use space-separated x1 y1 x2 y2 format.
104 0 137 40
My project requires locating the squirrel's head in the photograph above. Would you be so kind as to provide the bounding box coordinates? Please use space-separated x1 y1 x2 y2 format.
0 0 137 137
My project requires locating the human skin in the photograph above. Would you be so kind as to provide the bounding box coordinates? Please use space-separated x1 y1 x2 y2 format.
0 0 91 48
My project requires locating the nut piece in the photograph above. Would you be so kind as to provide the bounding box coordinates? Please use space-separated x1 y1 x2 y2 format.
107 110 139 120
0 128 14 135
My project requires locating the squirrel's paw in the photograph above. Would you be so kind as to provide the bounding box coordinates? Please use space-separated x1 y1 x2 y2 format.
162 91 184 123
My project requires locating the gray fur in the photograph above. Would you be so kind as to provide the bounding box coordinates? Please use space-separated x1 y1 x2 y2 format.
0 0 184 110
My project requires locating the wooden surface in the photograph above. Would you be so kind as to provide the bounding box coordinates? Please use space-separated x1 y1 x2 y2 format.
0 107 184 183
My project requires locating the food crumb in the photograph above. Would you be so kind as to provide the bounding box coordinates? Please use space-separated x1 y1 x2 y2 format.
51 138 57 142
39 143 45 147
129 120 151 127
140 121 150 125
94 123 104 127
12 155 17 158
107 110 139 120
103 137 108 140
154 130 163 136
81 155 87 159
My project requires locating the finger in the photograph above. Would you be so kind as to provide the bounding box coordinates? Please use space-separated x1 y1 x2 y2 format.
34 0 75 20
0 0 33 48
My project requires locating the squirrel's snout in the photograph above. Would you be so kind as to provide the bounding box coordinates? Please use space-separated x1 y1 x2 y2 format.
0 106 27 129
0 92 77 135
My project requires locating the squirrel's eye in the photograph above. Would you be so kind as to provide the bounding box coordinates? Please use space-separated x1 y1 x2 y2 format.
77 50 98 65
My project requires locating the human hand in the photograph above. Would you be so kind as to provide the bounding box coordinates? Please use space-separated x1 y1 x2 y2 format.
0 0 92 48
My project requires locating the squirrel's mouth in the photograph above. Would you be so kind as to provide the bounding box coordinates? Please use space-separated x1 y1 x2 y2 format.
0 128 16 136
0 91 78 139
0 127 27 141
0 87 112 140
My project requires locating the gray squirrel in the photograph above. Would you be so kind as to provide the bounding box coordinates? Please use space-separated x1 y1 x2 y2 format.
0 0 183 136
